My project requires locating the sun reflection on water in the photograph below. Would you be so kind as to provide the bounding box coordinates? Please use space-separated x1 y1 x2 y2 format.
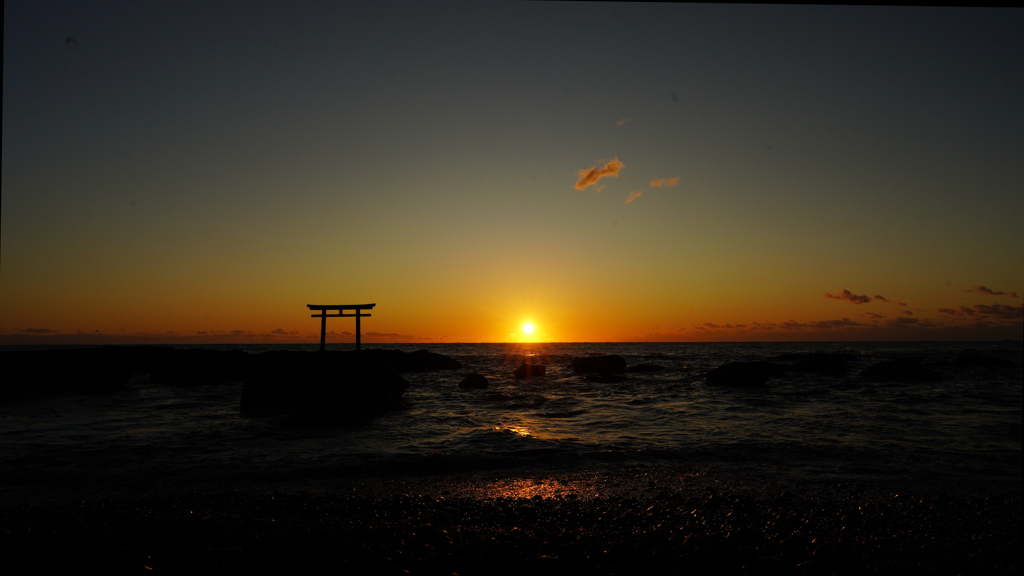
494 424 532 437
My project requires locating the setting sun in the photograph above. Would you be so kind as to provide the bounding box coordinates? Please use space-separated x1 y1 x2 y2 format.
523 323 534 334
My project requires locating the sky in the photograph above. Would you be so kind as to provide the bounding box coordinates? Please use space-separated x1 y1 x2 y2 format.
3 1 1022 344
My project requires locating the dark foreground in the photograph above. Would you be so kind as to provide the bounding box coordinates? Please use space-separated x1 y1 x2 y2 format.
3 469 1019 575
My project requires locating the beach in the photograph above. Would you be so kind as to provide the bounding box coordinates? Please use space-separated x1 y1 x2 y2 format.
4 466 1019 574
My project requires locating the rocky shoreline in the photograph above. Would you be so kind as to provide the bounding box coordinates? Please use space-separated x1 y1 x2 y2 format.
3 468 1018 574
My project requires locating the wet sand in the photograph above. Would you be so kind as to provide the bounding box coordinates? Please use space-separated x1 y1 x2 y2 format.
3 468 1019 574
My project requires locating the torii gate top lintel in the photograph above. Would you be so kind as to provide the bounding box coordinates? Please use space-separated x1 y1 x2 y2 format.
307 303 375 351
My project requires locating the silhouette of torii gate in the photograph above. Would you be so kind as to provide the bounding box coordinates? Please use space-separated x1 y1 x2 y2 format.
307 304 375 351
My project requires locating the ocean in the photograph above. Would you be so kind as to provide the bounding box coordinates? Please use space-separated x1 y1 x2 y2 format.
1 341 1020 506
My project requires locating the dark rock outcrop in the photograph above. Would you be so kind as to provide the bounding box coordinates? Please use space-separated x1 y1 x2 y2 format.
240 352 409 420
571 355 627 374
860 358 941 381
358 349 463 372
1 348 144 397
787 354 850 375
458 374 489 389
148 348 250 385
706 361 785 387
513 364 546 378
0 347 461 414
626 364 665 373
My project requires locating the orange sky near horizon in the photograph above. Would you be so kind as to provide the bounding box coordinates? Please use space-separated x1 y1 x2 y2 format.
2 3 1022 345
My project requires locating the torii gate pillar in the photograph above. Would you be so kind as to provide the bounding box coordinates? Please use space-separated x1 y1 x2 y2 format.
307 304 376 351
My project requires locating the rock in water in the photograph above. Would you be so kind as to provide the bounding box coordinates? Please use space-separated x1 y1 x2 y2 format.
861 358 941 381
0 348 137 398
148 348 249 385
240 352 409 422
571 355 627 374
706 361 785 387
627 364 665 373
514 364 546 378
789 354 849 375
459 374 489 389
359 349 462 372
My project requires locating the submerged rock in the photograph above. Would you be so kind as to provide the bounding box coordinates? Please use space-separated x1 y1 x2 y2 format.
626 364 665 373
706 361 785 387
513 364 546 378
860 358 941 381
571 355 627 374
787 354 850 375
459 374 489 389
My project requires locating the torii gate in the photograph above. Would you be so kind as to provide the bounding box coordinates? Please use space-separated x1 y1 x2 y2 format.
307 303 375 351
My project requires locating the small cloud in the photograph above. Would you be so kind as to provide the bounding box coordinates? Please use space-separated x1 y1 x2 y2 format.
575 158 624 191
21 328 58 334
625 190 643 204
197 331 208 335
965 286 1019 298
874 294 907 306
863 312 885 319
271 328 288 335
650 177 679 188
823 290 871 304
230 330 246 335
607 117 633 130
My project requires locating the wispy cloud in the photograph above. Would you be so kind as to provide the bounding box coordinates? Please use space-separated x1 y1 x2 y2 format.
650 177 679 188
972 304 1024 319
824 290 871 304
886 317 934 328
862 312 885 319
874 294 907 306
939 304 1023 319
939 306 975 317
575 158 624 191
625 190 643 204
607 117 633 130
965 286 1019 298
